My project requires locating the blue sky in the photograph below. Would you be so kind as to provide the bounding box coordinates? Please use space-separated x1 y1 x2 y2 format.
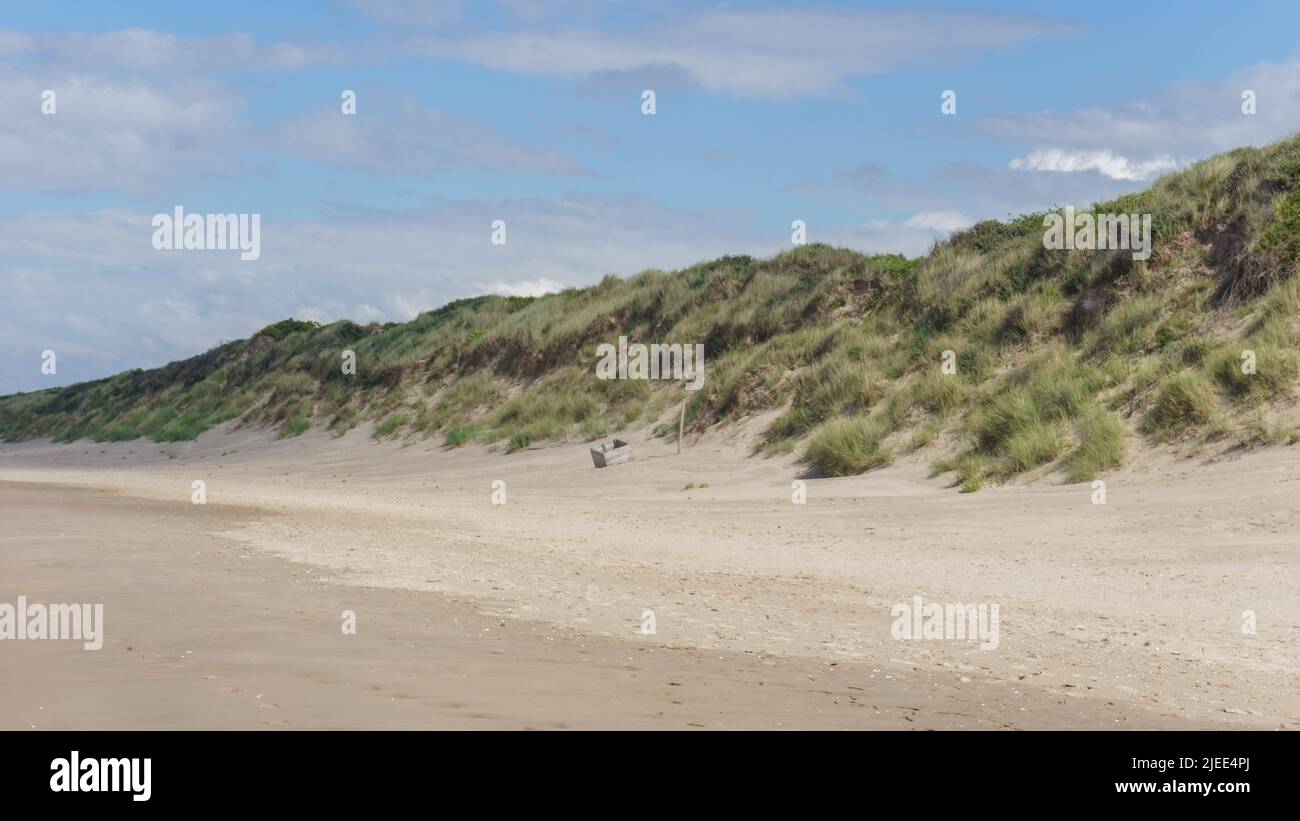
3 0 1299 393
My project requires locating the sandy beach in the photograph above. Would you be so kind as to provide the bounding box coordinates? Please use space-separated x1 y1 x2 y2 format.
1 423 1297 729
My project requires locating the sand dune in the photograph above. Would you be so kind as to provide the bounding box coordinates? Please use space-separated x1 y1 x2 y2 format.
1 423 1297 729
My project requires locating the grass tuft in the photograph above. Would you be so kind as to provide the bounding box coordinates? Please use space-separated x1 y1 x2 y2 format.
804 417 893 476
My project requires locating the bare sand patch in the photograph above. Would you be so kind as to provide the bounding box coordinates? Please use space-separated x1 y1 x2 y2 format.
1 423 1296 728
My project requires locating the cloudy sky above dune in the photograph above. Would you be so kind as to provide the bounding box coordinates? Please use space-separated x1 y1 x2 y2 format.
3 0 1300 393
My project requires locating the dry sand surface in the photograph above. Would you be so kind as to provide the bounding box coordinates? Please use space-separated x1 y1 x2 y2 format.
1 421 1297 729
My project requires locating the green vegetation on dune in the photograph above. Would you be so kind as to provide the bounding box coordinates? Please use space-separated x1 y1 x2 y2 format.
4 135 1300 488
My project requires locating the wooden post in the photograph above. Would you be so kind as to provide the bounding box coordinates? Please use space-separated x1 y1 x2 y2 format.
677 393 686 455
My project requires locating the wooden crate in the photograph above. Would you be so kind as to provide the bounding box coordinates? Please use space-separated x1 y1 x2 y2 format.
590 439 634 468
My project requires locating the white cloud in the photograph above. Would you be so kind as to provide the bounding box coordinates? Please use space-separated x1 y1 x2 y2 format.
934 160 1140 217
485 278 564 297
406 7 1079 100
983 57 1300 159
2 70 591 194
903 211 973 233
1009 149 1179 182
280 101 592 176
0 72 241 193
0 28 342 72
344 0 463 27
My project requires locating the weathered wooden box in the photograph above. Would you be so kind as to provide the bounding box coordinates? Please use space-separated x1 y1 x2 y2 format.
590 438 634 468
